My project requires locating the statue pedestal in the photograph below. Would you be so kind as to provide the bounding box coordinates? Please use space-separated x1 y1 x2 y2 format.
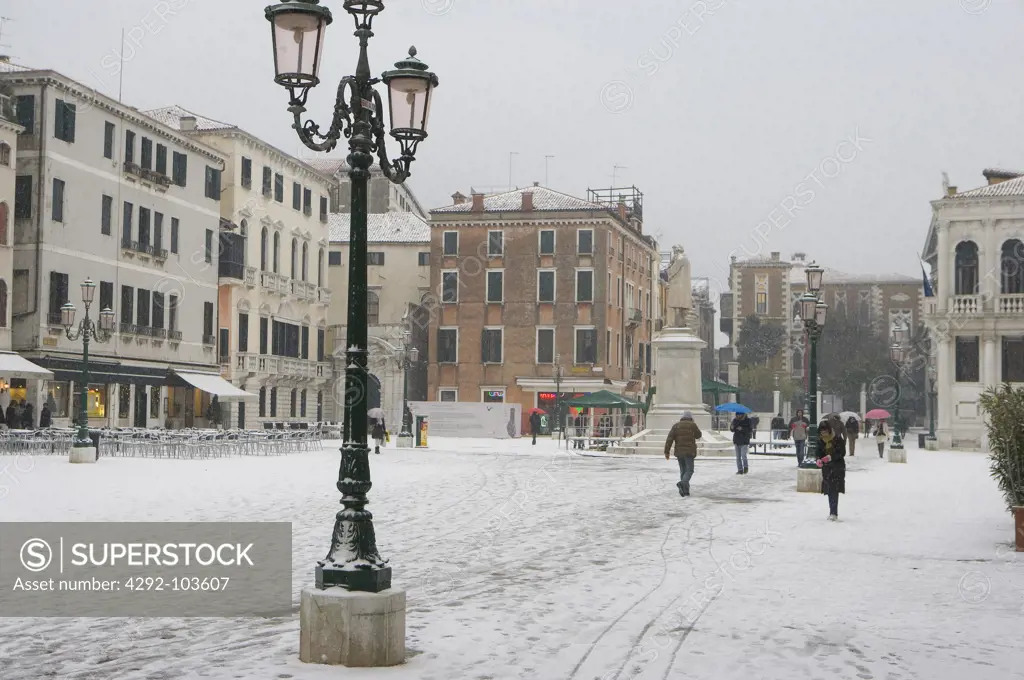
647 326 711 432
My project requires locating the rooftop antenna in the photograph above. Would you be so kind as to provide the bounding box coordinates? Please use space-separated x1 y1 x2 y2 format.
117 28 125 102
0 17 13 53
941 171 950 196
612 164 627 187
508 151 519 190
544 155 554 187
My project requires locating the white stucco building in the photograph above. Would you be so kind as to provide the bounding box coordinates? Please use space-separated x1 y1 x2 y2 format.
325 212 430 428
146 106 336 428
922 169 1024 450
0 93 22 349
1 65 233 428
304 157 428 220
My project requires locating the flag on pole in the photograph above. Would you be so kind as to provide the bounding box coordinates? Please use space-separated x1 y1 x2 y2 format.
920 260 935 298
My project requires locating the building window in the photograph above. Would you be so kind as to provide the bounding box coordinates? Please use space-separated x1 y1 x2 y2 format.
368 252 385 265
0 143 8 166
99 281 113 312
317 328 326 361
486 270 503 303
53 99 76 143
328 251 342 266
438 328 458 363
241 157 252 189
439 389 457 402
120 285 134 324
48 272 69 320
488 230 504 256
955 241 979 295
302 242 309 281
292 182 302 210
273 232 280 273
274 173 284 202
270 387 278 418
14 175 31 218
317 391 323 420
168 295 178 333
170 217 179 254
260 317 269 354
442 231 458 256
172 152 187 187
138 208 150 248
262 166 272 196
156 144 167 174
152 292 165 329
203 302 214 340
577 229 593 255
320 196 328 222
14 95 34 134
539 230 555 255
537 328 555 364
301 389 307 417
418 252 430 266
367 291 380 325
303 188 312 216
205 229 213 263
955 336 980 382
756 292 768 315
141 137 153 170
538 270 555 303
1002 336 1024 382
318 249 325 285
103 122 115 159
290 388 298 417
136 289 150 327
575 327 597 364
576 269 594 302
124 130 136 164
1000 239 1024 294
205 167 221 200
483 389 505 403
51 179 65 223
238 313 249 352
482 328 503 364
290 238 298 278
259 387 267 417
0 202 6 245
100 195 112 235
442 271 459 303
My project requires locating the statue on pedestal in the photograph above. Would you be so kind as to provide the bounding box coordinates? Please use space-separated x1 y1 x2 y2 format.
665 245 697 330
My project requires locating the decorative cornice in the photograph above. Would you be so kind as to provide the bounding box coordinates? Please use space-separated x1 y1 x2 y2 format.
193 128 337 188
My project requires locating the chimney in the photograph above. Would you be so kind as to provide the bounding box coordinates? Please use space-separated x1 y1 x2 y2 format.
792 252 806 262
946 185 957 197
617 200 627 221
770 251 780 261
180 115 197 132
982 169 1023 186
471 192 485 212
0 56 9 63
451 191 466 205
533 181 539 187
521 191 534 212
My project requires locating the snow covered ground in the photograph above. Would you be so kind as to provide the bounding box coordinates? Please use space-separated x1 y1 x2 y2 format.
1 435 1021 679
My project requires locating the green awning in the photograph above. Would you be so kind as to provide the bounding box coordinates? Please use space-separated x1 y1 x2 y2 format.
702 379 740 394
566 390 643 409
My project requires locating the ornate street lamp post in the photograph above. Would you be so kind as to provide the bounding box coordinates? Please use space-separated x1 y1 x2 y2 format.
266 0 438 593
397 329 419 446
798 262 827 469
61 278 115 456
927 363 937 441
889 323 909 451
553 353 563 440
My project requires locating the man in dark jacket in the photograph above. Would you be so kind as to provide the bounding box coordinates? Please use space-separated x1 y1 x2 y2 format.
665 411 702 497
22 401 34 430
5 402 17 430
846 416 860 456
39 404 52 429
529 410 541 445
730 412 752 474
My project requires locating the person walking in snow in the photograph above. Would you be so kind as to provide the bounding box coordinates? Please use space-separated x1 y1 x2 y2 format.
730 412 752 474
665 411 702 497
790 410 809 465
846 416 860 456
749 414 760 439
371 417 386 454
816 419 846 521
828 413 847 441
529 410 541 445
873 421 888 458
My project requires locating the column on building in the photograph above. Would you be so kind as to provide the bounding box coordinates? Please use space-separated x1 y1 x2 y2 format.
937 221 950 313
936 335 952 435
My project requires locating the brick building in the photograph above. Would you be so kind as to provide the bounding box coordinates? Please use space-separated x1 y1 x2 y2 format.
427 184 660 428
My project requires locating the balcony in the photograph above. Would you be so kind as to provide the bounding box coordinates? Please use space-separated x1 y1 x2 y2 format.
949 295 982 316
261 271 286 295
47 312 63 327
244 267 257 287
318 287 332 305
219 260 245 281
997 294 1024 315
632 366 643 380
168 329 182 342
627 308 642 327
119 322 137 335
202 334 216 346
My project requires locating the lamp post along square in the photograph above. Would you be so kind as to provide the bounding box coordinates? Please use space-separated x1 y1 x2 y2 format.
63 278 114 464
265 0 438 667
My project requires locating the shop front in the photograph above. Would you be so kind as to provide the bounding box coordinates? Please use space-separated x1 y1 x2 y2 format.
166 370 257 429
0 352 55 428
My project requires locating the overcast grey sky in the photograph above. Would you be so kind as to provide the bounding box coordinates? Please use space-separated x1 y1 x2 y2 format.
7 0 1024 295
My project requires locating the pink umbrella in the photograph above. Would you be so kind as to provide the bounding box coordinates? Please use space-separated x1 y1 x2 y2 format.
864 408 891 420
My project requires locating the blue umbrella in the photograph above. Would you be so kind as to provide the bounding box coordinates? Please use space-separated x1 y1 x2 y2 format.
715 403 752 414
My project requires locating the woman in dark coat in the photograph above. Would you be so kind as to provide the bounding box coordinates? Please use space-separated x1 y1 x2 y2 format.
371 418 386 455
816 420 846 521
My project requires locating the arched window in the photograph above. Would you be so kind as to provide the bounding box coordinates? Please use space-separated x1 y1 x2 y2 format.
0 279 7 328
1000 239 1024 294
272 233 280 273
955 241 979 295
368 291 380 325
318 249 324 287
302 242 309 282
240 219 248 237
0 202 7 246
291 238 298 279
290 388 298 417
300 389 307 417
260 228 268 271
317 390 323 421
0 142 10 166
259 387 266 417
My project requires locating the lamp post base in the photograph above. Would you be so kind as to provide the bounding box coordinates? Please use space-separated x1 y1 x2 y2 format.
887 447 907 464
69 446 97 464
395 433 414 449
797 467 822 493
299 586 406 667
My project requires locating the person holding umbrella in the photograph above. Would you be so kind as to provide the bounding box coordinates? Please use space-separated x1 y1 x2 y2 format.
816 419 847 521
717 403 753 475
844 413 860 456
367 407 386 454
865 409 891 458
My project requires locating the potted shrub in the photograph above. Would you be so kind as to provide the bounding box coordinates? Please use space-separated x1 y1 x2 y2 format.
980 385 1024 551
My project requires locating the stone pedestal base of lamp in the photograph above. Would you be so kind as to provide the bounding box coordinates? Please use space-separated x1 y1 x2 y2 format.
797 467 822 493
887 447 907 464
925 439 938 451
299 587 406 667
69 446 97 464
396 433 414 449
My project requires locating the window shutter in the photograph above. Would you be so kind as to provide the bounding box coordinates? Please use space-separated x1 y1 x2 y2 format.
54 100 64 140
65 103 76 142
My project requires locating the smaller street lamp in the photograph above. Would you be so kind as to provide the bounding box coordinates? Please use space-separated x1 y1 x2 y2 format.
889 324 907 451
799 290 827 468
62 277 115 457
553 354 563 439
927 363 937 441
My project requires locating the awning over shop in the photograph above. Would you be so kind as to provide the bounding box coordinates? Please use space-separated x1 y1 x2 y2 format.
0 352 53 380
169 371 257 401
31 356 168 386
